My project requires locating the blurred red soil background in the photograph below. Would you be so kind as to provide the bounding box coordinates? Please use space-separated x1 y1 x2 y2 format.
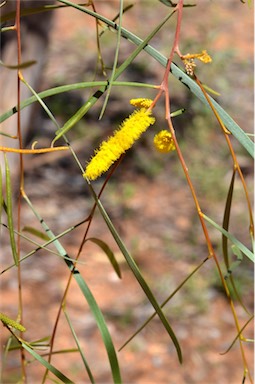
0 1 254 383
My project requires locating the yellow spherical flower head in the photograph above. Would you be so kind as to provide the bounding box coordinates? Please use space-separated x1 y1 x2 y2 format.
84 108 155 180
154 130 176 153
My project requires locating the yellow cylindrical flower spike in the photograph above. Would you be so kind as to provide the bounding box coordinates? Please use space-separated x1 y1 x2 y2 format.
0 312 26 332
154 130 176 153
84 108 155 180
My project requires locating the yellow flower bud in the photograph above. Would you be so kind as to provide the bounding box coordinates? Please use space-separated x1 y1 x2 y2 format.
183 59 196 76
182 50 212 75
129 98 154 109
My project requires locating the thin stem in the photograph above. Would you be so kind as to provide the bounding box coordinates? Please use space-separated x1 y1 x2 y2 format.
14 0 26 381
151 1 252 381
0 145 68 154
194 74 254 382
90 0 107 76
152 0 216 257
42 156 123 381
194 74 254 238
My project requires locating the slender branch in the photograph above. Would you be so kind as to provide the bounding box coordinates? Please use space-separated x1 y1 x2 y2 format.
194 74 254 238
14 0 26 381
0 146 69 154
151 1 253 381
42 156 123 382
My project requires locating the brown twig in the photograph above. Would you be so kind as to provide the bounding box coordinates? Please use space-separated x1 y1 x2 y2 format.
150 0 253 381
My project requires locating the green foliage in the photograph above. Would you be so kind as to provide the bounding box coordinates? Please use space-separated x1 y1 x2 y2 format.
0 1 253 383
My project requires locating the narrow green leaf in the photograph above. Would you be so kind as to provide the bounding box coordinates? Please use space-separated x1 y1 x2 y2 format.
221 172 250 312
203 213 254 262
99 0 124 120
22 226 50 241
0 2 82 23
119 257 207 351
220 315 254 355
201 83 221 96
91 191 182 363
222 170 236 269
42 348 78 356
55 0 254 157
138 51 254 159
27 336 50 348
0 81 156 124
22 343 74 384
224 245 243 280
52 8 174 144
0 5 253 156
52 100 94 144
99 4 134 39
2 335 22 352
0 335 13 383
87 237 121 278
21 77 60 130
73 272 122 382
0 59 37 69
64 310 95 384
0 131 17 138
1 219 89 275
4 154 18 266
22 194 122 383
226 246 249 313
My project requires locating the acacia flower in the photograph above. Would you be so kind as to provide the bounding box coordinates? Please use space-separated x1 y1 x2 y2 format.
129 98 153 109
154 130 176 153
84 108 155 180
181 50 212 75
196 50 212 64
0 312 26 332
182 58 196 76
